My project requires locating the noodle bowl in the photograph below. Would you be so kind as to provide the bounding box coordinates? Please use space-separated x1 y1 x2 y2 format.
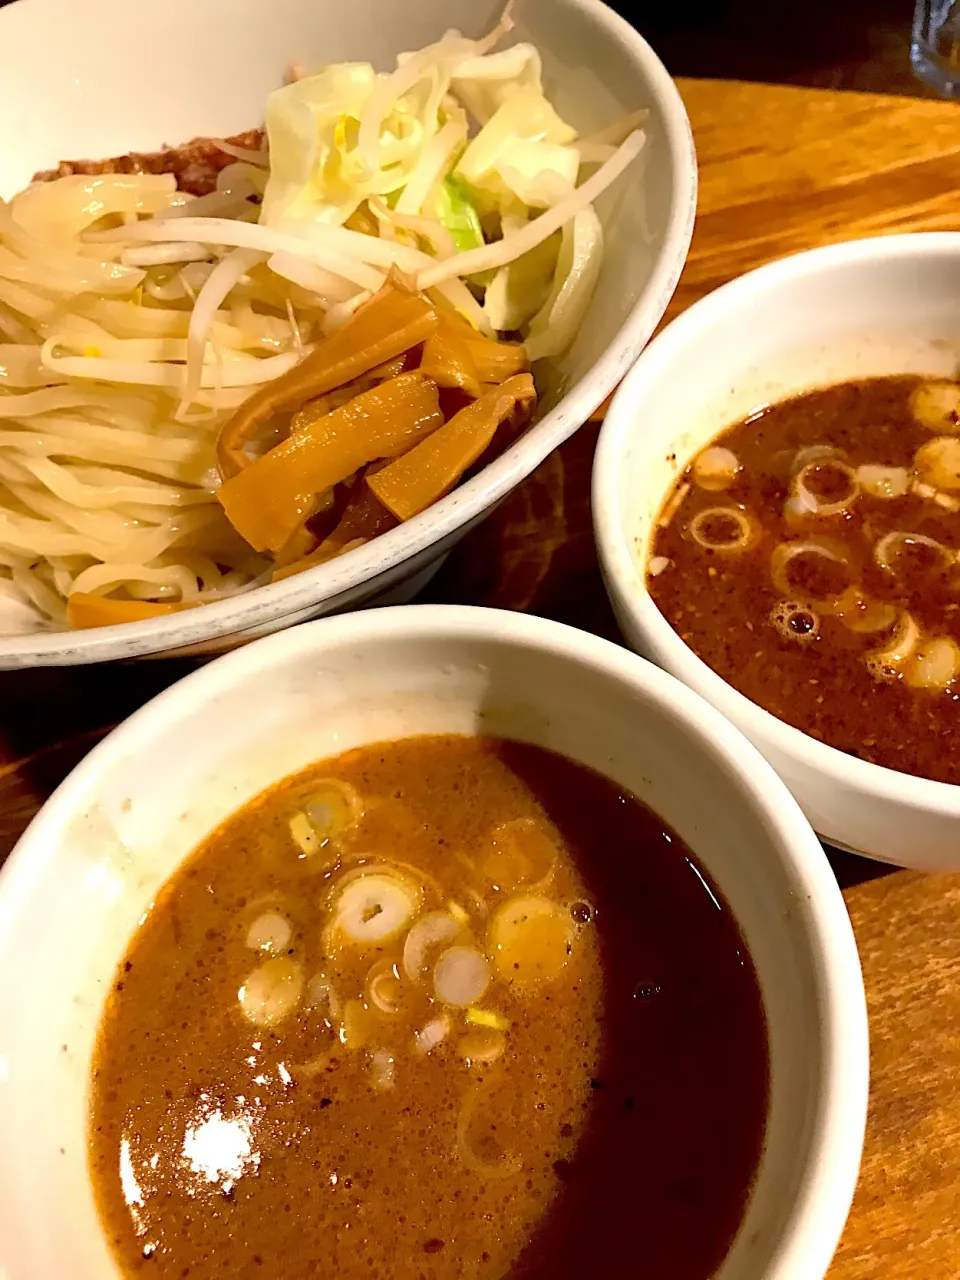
0 15 646 633
0 0 696 660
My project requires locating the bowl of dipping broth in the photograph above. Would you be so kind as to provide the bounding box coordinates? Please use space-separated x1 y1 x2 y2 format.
0 0 695 668
594 232 960 869
0 605 865 1279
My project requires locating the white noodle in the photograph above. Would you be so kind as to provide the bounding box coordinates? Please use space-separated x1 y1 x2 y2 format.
0 243 140 295
0 205 146 294
1 346 69 388
0 302 37 343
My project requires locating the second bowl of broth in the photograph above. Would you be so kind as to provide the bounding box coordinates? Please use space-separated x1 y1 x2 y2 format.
650 374 960 782
595 232 960 868
0 606 865 1280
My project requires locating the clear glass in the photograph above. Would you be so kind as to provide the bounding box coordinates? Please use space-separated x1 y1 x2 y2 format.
913 0 960 96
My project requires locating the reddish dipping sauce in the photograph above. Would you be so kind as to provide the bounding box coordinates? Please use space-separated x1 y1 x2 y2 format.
649 374 960 783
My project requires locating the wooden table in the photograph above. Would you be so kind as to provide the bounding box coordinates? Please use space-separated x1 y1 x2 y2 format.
2 79 960 1276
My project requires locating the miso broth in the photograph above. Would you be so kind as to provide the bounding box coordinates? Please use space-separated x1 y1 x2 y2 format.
89 735 768 1279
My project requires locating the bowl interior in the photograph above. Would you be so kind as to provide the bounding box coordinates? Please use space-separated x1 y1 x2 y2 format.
596 233 960 865
0 0 695 665
0 608 864 1279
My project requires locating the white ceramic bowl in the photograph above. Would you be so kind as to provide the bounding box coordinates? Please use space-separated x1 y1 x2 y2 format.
0 605 866 1278
0 0 696 668
594 232 960 869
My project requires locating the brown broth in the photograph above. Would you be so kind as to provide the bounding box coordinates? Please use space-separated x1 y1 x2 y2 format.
649 374 960 784
89 735 768 1279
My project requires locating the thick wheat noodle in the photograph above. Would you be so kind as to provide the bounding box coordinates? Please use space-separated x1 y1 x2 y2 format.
0 277 67 321
0 421 209 466
3 475 157 541
0 388 114 418
4 474 219 555
0 350 253 613
0 244 133 295
0 454 210 508
11 562 66 622
0 208 145 294
0 511 119 560
0 346 68 388
70 561 200 598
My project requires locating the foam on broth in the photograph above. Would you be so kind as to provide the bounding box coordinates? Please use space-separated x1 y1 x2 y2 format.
89 735 768 1278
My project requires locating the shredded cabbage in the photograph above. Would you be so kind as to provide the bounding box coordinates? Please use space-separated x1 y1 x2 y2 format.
417 131 643 289
435 176 484 253
524 206 603 361
260 64 377 231
261 6 517 232
451 44 544 123
455 84 578 214
482 217 560 332
244 8 640 355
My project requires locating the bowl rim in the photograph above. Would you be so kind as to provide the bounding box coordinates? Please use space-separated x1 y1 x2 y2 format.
593 230 960 822
0 602 867 1278
0 0 697 666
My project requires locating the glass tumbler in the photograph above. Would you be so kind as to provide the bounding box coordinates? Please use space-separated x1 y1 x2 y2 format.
913 0 960 96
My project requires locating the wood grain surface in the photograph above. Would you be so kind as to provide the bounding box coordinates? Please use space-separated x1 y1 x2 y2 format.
2 79 960 1275
833 872 960 1278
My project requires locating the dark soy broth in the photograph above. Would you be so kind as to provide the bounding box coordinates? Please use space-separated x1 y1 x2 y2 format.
650 374 960 783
